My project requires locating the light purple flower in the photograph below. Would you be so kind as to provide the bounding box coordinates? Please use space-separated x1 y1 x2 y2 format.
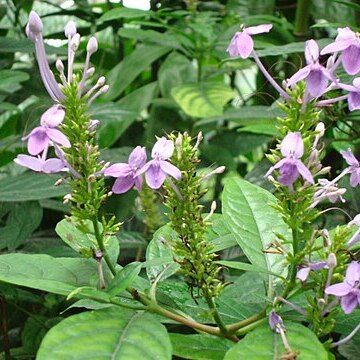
22 105 70 156
297 261 327 282
226 24 272 59
321 27 360 75
341 148 360 187
14 154 66 173
269 310 285 333
104 146 147 194
287 40 335 98
266 132 314 188
325 261 360 314
138 137 181 189
338 78 360 111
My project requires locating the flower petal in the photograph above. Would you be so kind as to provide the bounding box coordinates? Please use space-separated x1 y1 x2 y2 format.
145 163 166 189
296 160 314 184
297 267 311 282
46 128 71 148
305 39 319 64
236 32 254 59
348 92 360 111
345 261 360 285
128 146 147 168
151 137 174 160
134 175 143 192
27 128 48 155
14 154 44 172
325 282 352 296
340 149 359 166
112 175 135 194
350 170 360 187
43 158 65 173
159 160 181 180
306 69 329 98
287 66 311 87
341 293 359 314
320 39 353 55
278 162 299 187
343 45 360 75
104 163 132 178
40 104 65 127
281 132 304 158
245 24 272 35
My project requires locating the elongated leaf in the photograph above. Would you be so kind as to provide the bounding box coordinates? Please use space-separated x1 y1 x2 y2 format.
0 70 29 94
222 177 291 292
0 254 103 295
171 82 233 118
37 308 172 360
0 173 70 201
170 333 233 360
224 322 328 360
104 45 170 100
107 262 142 296
99 7 150 21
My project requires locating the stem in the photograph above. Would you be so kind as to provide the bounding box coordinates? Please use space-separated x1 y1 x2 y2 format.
294 0 312 38
331 321 360 348
92 216 116 276
235 318 267 336
226 311 266 333
205 291 228 335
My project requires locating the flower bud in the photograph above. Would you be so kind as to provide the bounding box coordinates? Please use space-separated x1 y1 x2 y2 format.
327 253 337 268
71 33 80 51
87 37 98 55
65 20 77 37
28 11 43 34
315 122 325 137
86 67 95 77
100 85 109 94
97 76 106 86
56 59 64 72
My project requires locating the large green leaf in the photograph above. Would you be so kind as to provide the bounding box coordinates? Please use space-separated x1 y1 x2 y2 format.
171 82 233 118
170 333 233 360
104 45 170 100
224 322 328 360
0 173 70 201
99 7 150 21
222 177 291 294
0 254 102 295
0 70 29 94
37 308 172 360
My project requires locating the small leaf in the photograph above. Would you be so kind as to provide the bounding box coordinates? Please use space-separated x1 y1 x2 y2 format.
107 262 142 296
171 82 233 118
99 7 150 21
37 308 172 360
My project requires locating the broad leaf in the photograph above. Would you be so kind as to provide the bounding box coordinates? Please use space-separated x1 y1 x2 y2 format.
0 70 29 94
0 173 70 201
171 82 233 118
222 177 291 294
37 308 172 360
224 322 328 360
0 254 103 295
99 7 150 21
170 333 233 360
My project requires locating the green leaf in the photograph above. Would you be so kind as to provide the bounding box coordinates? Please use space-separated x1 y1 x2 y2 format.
146 224 179 282
99 7 150 21
170 333 233 360
0 173 70 201
107 262 142 296
104 45 170 100
171 82 233 118
0 254 103 295
0 70 29 94
224 322 328 360
222 177 291 293
37 308 172 360
55 217 119 264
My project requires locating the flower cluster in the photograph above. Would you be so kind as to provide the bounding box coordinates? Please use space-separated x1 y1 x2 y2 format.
105 137 181 194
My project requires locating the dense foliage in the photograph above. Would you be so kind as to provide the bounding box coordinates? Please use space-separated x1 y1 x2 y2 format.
1 0 360 359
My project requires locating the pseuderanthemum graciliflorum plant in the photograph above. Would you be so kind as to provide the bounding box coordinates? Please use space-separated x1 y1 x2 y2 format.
2 9 360 360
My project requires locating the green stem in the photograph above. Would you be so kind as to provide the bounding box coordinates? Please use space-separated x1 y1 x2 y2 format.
235 318 267 336
92 216 116 276
294 0 312 38
205 291 229 336
226 311 266 333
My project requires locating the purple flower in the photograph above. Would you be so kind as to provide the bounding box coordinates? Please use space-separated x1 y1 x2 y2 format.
287 40 335 98
104 146 147 194
22 105 70 156
297 261 327 282
266 132 314 188
138 137 181 189
226 24 272 59
321 27 360 75
14 154 65 173
338 78 360 111
325 261 360 314
269 310 285 333
340 148 360 187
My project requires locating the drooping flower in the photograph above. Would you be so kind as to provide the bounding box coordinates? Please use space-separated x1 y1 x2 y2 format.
325 261 360 314
287 40 336 98
269 310 285 333
340 148 360 187
104 146 147 194
14 154 66 173
266 132 314 188
337 78 360 111
297 260 328 282
226 24 272 59
321 27 360 75
138 137 181 189
22 105 70 156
